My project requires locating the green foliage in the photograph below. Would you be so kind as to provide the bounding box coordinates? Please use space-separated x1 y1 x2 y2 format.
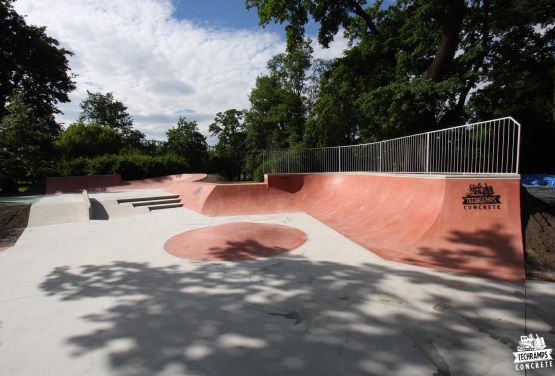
78 90 144 146
55 122 123 159
467 0 555 172
246 0 555 173
209 109 247 180
245 38 313 160
245 0 380 48
56 153 189 181
0 92 60 192
79 91 133 130
0 0 75 119
166 116 208 171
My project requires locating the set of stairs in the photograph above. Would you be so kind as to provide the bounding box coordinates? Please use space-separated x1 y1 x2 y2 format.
117 195 182 211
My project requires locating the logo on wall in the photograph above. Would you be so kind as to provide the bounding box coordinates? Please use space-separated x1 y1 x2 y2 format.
513 333 553 371
462 183 502 210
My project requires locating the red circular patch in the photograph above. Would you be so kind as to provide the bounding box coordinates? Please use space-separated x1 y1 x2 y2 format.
164 222 307 261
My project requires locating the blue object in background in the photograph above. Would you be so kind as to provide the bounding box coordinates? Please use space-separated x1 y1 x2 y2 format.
521 174 555 187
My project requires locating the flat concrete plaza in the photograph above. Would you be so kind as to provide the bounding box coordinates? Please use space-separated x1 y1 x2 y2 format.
1 189 553 376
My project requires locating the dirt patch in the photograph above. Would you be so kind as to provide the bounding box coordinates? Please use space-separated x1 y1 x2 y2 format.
0 204 31 250
521 187 555 280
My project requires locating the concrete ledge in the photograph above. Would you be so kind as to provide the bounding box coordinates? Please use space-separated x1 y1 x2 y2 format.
82 190 92 220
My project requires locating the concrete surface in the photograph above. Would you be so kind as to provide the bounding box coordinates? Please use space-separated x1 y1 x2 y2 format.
0 189 553 376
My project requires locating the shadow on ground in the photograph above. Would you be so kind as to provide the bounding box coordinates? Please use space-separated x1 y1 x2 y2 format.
39 249 541 376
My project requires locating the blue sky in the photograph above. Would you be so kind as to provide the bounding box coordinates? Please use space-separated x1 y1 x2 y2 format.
14 0 348 143
172 0 319 35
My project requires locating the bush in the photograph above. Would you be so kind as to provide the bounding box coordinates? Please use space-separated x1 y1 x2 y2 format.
56 122 123 158
55 153 189 181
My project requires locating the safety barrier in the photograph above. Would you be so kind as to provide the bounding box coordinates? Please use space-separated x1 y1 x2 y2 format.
261 117 521 175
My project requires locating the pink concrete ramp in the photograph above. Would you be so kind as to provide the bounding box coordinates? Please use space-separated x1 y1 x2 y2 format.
166 174 524 282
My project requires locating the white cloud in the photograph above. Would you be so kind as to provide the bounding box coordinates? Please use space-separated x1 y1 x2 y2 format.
311 32 350 61
13 0 348 144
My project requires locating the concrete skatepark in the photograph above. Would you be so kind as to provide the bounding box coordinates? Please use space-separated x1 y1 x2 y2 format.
1 172 553 375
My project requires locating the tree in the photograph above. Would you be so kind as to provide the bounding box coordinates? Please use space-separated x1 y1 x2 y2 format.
209 109 247 181
55 122 123 159
0 92 60 192
245 39 313 153
78 91 144 145
0 0 75 119
247 0 555 172
166 116 208 171
467 1 555 172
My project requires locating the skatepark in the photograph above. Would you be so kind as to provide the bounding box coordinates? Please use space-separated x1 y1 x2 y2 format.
1 118 554 375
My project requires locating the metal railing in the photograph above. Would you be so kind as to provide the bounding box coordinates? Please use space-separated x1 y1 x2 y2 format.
261 117 521 175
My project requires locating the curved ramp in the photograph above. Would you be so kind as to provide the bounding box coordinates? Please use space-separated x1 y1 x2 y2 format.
167 173 524 282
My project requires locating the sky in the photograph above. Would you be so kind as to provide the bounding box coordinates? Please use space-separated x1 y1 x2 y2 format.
13 0 349 144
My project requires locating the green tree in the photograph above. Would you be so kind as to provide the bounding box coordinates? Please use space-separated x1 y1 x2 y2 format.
0 0 75 118
55 122 123 159
245 39 313 153
248 0 555 172
78 90 144 146
209 109 247 181
166 116 208 171
0 92 60 192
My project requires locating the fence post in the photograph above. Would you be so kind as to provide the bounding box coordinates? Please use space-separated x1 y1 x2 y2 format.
379 142 382 172
287 150 291 174
425 133 430 173
338 147 342 172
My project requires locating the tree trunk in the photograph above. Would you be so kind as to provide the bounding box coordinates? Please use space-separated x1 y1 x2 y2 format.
422 0 465 82
438 0 491 128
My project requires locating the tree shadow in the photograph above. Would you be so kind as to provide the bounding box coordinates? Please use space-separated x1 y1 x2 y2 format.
413 224 524 282
38 256 534 375
205 239 300 260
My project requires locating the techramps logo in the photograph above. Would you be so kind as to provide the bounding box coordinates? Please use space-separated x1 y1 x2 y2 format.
513 333 553 371
462 183 502 210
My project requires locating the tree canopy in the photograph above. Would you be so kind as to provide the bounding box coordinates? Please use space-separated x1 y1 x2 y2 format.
0 0 75 118
210 109 247 180
56 122 123 159
246 0 555 171
245 39 313 153
0 92 60 191
78 90 145 146
166 116 208 171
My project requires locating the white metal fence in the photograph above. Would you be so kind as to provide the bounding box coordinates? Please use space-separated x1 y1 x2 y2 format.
261 117 521 175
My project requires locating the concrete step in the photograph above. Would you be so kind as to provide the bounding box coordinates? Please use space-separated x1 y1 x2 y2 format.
148 203 183 211
117 195 179 204
132 199 181 207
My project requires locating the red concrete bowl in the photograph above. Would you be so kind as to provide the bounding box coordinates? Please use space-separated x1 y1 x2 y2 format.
164 222 307 261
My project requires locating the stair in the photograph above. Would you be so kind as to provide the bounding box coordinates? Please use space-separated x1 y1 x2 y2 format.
149 203 183 211
132 199 181 207
117 195 179 204
117 194 183 212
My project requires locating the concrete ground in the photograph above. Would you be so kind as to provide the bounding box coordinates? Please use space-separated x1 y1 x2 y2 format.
0 190 553 376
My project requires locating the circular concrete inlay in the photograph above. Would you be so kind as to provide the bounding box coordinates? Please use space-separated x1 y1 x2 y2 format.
164 222 307 261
